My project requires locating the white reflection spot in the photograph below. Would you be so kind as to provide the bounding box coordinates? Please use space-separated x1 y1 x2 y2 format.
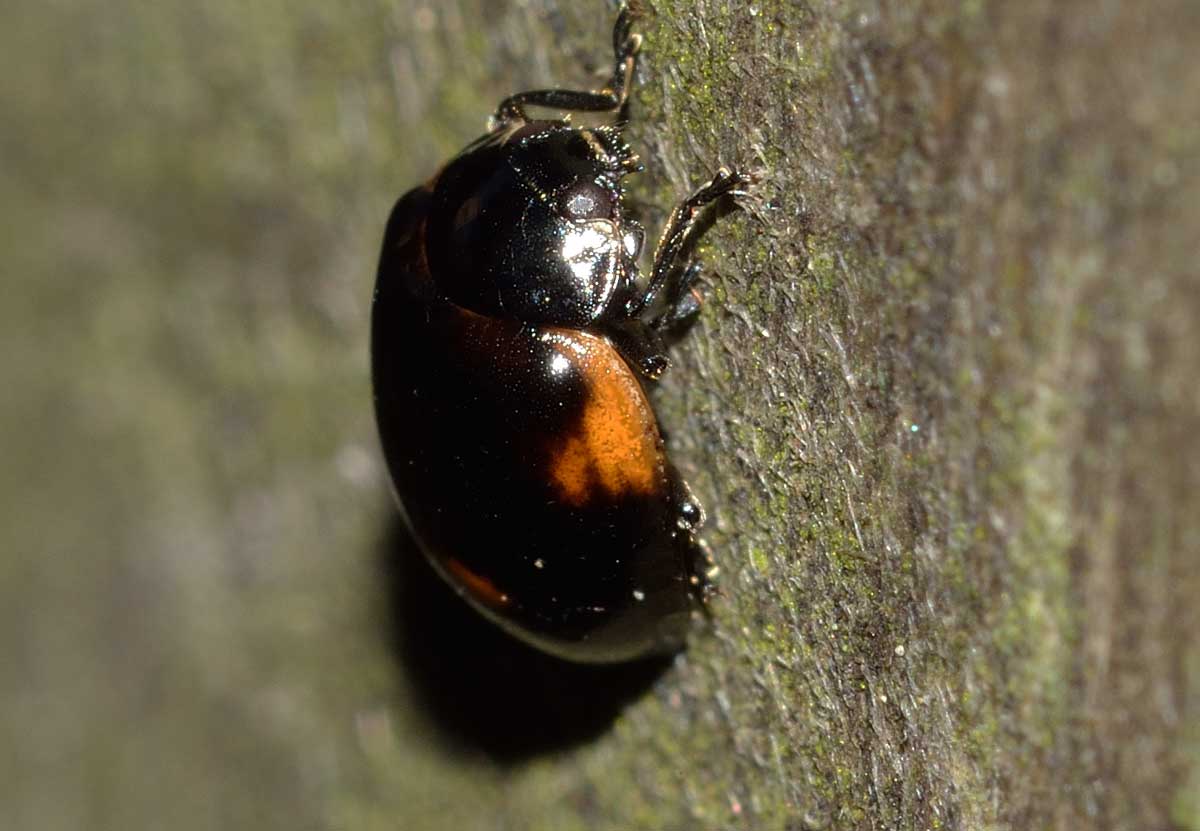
549 353 570 376
560 222 619 289
567 192 596 216
623 230 641 257
561 224 611 261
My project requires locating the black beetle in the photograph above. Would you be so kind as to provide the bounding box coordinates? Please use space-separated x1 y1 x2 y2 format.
372 6 746 663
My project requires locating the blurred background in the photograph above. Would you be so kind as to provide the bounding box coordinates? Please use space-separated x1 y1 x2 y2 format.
3 1 1199 829
2 2 639 828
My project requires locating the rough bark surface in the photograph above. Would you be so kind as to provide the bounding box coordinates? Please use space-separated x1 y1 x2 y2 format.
3 1 1197 829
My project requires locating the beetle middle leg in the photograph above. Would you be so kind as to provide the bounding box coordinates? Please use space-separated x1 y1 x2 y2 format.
491 6 641 128
603 318 671 380
602 274 705 381
604 265 702 379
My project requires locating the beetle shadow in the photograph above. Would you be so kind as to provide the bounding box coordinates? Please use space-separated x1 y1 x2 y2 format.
378 515 673 764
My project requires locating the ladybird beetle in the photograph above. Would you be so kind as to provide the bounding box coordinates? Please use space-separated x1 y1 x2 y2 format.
372 6 746 663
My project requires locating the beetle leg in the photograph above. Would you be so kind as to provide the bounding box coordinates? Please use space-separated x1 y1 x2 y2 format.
671 477 705 533
603 318 671 380
651 261 704 336
633 168 747 318
670 474 717 607
491 6 641 128
687 537 719 607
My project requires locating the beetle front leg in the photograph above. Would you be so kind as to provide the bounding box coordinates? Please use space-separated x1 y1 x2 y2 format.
491 6 641 128
651 261 704 336
633 168 748 318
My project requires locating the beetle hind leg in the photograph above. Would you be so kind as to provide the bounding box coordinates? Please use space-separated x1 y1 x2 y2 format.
491 5 641 128
687 537 719 610
676 491 718 610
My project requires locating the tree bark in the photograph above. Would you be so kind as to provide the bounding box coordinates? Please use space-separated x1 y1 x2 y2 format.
3 1 1197 829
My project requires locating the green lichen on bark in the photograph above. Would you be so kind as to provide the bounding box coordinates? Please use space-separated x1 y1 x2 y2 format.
2 1 1197 829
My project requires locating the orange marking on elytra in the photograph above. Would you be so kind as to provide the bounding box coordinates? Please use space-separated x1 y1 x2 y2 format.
446 558 510 607
544 330 663 506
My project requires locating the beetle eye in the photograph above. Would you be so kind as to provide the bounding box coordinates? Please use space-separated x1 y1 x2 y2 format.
567 192 596 216
563 184 610 219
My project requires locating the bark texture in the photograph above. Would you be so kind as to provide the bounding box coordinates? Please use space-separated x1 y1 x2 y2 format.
3 1 1197 829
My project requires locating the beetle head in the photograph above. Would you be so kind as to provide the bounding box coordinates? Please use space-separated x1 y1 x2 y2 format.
426 123 642 327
